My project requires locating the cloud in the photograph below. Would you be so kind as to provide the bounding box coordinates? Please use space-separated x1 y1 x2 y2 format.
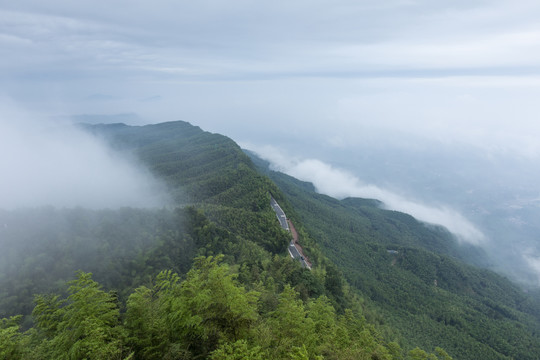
0 99 168 209
139 95 162 103
524 252 540 286
86 93 119 101
3 1 540 156
70 113 143 125
247 144 485 245
4 0 540 85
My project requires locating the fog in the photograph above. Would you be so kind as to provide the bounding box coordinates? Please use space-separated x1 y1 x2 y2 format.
0 100 168 210
245 137 540 287
249 145 486 244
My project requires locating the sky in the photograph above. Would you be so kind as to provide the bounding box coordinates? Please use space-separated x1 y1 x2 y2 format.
2 1 540 154
3 0 540 284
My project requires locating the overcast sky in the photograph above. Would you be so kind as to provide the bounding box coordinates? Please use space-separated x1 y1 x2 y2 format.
3 1 540 282
2 0 540 156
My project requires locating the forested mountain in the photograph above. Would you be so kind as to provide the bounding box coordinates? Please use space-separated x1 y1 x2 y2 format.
1 121 539 359
248 152 540 359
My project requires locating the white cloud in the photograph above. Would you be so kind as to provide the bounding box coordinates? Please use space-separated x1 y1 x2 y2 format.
248 144 485 245
326 28 540 69
524 253 540 286
0 99 168 209
330 76 540 158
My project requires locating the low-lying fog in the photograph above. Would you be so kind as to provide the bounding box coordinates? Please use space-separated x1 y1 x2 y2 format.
245 132 540 288
0 102 168 210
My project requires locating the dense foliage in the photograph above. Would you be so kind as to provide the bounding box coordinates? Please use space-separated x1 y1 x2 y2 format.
0 207 194 325
2 256 455 359
1 121 538 359
252 155 540 360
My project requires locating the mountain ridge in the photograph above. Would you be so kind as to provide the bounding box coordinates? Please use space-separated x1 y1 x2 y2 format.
1 120 539 359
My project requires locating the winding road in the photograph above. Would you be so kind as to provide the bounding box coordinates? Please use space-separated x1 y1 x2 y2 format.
270 197 311 269
270 197 289 230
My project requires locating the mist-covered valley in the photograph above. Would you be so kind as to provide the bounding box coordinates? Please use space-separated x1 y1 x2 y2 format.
246 132 540 288
2 108 540 296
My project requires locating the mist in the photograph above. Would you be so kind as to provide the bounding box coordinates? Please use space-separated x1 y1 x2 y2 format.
248 145 485 244
0 100 168 210
3 0 540 289
246 138 540 287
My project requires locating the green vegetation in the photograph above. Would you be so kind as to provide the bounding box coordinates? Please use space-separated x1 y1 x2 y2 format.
0 207 194 324
4 256 450 360
1 121 538 359
252 155 540 360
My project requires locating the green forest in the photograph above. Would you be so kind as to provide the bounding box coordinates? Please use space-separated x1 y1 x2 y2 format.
1 121 539 359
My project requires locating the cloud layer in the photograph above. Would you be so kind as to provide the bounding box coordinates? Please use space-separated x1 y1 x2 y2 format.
1 1 540 153
249 145 485 245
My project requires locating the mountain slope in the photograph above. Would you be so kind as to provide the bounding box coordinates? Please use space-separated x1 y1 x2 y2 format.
1 121 539 359
3 120 426 359
82 121 277 208
247 151 540 360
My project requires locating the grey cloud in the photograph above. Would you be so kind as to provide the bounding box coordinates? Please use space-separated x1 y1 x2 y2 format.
86 94 119 101
5 0 540 85
139 95 162 103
